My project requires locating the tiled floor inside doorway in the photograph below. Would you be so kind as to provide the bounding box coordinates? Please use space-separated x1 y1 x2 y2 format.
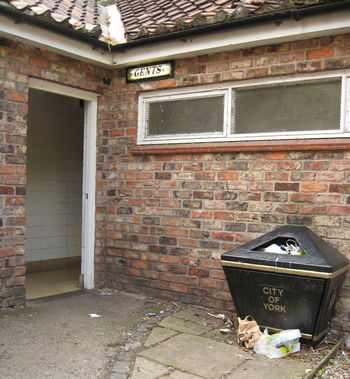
26 267 81 299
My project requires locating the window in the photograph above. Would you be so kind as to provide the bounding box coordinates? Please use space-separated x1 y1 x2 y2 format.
137 73 349 145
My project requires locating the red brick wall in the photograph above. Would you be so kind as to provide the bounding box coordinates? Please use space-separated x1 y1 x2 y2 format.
98 34 350 332
1 32 350 334
0 38 109 307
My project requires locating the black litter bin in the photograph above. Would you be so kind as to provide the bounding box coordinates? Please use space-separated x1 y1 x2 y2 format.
221 226 349 343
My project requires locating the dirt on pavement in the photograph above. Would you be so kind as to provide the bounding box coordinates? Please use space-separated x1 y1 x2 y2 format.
0 289 168 379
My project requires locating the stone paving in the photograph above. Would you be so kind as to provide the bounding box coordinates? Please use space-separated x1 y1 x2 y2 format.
111 305 312 379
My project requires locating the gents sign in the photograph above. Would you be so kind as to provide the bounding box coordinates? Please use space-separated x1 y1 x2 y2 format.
126 62 174 82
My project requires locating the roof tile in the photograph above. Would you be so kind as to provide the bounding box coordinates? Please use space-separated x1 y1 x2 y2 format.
2 0 347 45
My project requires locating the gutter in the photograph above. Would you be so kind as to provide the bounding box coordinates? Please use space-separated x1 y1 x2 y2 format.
1 0 350 52
0 2 108 50
111 0 350 51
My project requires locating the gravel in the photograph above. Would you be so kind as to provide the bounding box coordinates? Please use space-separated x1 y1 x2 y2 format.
280 333 350 378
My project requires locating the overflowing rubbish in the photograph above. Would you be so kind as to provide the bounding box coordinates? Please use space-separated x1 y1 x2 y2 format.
261 239 306 255
253 329 301 359
237 315 262 349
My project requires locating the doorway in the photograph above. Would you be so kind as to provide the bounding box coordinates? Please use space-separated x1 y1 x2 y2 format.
25 79 97 299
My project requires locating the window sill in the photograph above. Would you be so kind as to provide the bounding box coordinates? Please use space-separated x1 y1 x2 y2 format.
130 138 350 155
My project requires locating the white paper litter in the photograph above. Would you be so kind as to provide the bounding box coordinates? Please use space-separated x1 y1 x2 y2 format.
89 313 102 318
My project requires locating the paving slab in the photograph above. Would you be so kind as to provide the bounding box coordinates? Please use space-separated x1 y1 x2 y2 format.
227 354 310 379
161 370 203 378
172 308 224 329
140 333 247 378
144 327 178 347
131 356 169 379
159 316 209 335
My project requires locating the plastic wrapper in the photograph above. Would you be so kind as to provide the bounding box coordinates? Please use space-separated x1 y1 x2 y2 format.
253 329 301 359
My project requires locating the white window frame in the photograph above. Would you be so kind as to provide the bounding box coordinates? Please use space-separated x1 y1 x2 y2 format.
137 71 350 145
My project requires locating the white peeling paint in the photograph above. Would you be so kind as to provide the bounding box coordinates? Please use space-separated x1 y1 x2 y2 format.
99 3 126 44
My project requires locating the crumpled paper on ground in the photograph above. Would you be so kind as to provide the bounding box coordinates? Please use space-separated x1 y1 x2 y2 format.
237 315 263 349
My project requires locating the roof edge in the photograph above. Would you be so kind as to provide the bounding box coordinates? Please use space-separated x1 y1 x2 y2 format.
0 2 109 50
111 0 350 51
1 1 350 54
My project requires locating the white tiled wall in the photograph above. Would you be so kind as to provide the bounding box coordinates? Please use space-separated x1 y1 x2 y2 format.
26 89 84 262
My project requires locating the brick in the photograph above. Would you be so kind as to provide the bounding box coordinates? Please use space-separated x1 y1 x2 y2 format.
261 214 285 224
336 46 350 56
246 68 268 79
0 249 14 258
286 215 312 225
264 192 288 202
225 223 246 232
211 232 234 242
275 204 299 213
190 230 210 239
318 172 345 182
331 161 350 170
132 260 149 270
159 236 177 246
188 267 209 278
169 283 188 293
277 161 302 170
192 210 212 219
290 193 315 202
7 92 27 102
193 191 213 200
29 56 49 68
222 71 244 81
226 201 248 211
324 57 350 70
183 200 202 209
301 205 327 215
0 186 14 194
201 278 223 290
194 172 215 180
201 259 222 270
199 240 220 249
181 257 199 267
167 265 187 274
279 52 305 63
301 183 328 193
215 191 238 200
161 255 179 264
211 270 226 280
270 63 295 75
329 184 350 194
303 161 328 170
329 206 350 216
307 47 334 59
275 183 299 192
315 216 341 227
214 211 235 220
182 219 201 228
179 238 198 247
5 276 25 286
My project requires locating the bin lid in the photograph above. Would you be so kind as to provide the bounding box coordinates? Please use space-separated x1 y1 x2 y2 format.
221 226 349 278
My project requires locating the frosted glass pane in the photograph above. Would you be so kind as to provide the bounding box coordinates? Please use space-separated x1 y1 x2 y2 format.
148 96 224 136
234 79 341 134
